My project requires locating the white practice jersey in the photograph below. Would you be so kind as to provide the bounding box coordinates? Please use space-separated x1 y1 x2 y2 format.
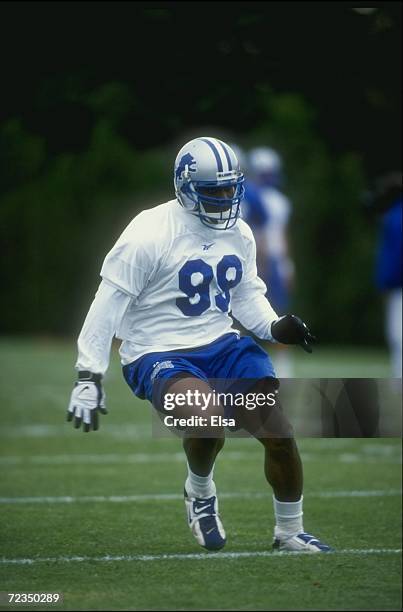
76 199 278 374
259 187 291 259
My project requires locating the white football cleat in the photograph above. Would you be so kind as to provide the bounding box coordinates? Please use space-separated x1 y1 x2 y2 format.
273 531 332 553
184 489 226 551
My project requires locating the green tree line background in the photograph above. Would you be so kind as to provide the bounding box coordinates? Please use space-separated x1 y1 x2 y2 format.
0 89 382 344
0 3 400 346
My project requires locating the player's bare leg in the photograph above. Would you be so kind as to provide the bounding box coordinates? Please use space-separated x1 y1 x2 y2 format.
263 437 303 501
162 376 226 550
182 436 225 476
240 377 331 552
163 375 225 473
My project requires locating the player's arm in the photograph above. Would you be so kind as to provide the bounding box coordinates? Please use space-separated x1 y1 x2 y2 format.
231 226 315 353
68 217 157 432
67 280 132 432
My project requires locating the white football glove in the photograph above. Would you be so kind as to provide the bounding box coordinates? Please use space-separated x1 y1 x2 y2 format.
67 372 107 432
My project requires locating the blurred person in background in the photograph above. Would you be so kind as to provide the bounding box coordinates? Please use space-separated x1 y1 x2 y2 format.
230 143 269 277
371 172 402 379
243 147 295 377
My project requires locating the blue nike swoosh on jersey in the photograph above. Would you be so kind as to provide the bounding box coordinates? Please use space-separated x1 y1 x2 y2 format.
202 243 215 250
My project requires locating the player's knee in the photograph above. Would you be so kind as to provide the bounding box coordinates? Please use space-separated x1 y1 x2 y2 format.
163 375 224 415
264 436 298 455
183 436 225 454
241 377 293 438
159 375 226 438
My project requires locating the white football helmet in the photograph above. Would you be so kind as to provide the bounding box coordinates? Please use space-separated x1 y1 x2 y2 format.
248 146 283 187
229 142 248 172
174 137 244 230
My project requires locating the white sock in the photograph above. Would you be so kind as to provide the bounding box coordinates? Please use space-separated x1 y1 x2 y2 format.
185 463 216 498
273 495 304 537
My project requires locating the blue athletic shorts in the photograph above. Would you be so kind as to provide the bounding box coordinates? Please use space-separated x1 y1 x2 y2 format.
122 332 276 407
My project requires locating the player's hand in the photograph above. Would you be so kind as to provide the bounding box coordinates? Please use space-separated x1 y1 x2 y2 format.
271 314 316 353
67 371 107 432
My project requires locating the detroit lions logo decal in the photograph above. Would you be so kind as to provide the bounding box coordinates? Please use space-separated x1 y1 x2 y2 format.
175 153 197 180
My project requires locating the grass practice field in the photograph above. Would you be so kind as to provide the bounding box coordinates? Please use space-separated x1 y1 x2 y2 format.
0 338 401 611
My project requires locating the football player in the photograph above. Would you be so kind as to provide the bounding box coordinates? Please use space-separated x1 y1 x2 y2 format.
244 146 295 377
67 137 331 553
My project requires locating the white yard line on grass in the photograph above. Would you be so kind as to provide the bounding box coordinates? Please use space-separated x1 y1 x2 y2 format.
0 451 192 465
0 424 150 439
0 449 401 466
0 490 401 504
0 549 401 565
1 424 401 442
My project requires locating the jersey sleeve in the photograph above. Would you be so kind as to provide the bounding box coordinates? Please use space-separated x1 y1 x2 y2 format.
75 280 133 375
76 212 162 375
100 214 159 297
231 223 279 341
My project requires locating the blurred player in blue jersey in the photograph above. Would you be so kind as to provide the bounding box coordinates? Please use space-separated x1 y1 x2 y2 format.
243 146 295 377
67 137 331 553
230 143 270 277
373 173 402 378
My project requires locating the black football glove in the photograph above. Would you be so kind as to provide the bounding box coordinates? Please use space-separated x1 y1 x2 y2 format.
67 371 107 432
271 314 316 353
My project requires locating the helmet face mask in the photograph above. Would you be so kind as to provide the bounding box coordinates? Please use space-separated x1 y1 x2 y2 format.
174 137 245 230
